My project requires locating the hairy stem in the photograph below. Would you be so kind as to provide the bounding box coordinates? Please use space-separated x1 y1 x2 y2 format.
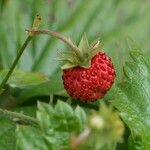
0 108 37 127
0 36 32 89
26 29 83 59
0 15 41 91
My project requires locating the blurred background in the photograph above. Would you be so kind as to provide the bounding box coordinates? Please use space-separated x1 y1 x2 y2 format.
0 1 150 149
0 0 150 83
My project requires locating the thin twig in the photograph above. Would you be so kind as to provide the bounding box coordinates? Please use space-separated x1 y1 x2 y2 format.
26 29 83 60
0 15 41 91
0 36 32 89
0 108 38 127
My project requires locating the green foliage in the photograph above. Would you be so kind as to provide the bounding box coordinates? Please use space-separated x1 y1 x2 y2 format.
16 126 49 150
0 117 16 150
109 50 150 149
0 70 49 108
15 101 86 150
0 70 49 86
0 0 150 81
0 0 150 99
0 0 150 149
0 70 65 108
61 34 100 69
78 102 124 150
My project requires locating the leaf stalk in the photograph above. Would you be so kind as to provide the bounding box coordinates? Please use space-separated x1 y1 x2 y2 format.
0 108 37 127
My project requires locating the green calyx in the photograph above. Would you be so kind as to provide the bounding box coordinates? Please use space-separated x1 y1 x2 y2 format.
60 34 101 69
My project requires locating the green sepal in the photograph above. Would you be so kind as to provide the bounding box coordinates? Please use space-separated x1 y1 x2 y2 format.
78 33 90 57
58 51 80 64
60 34 101 70
91 41 101 57
61 63 77 70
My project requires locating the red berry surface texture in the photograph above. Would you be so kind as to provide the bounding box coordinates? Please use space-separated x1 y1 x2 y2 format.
62 51 115 102
61 35 115 102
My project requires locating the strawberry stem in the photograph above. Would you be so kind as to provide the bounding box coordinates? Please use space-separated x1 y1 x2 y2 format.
26 29 84 61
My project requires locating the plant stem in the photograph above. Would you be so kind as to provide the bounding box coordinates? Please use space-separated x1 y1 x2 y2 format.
0 36 32 89
0 108 37 127
26 29 82 58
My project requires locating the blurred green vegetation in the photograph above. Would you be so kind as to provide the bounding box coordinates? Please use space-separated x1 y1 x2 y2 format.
0 0 150 83
0 0 150 149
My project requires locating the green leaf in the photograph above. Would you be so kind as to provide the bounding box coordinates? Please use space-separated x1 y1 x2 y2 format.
54 101 77 131
0 117 16 150
37 101 86 133
16 101 87 150
109 50 150 150
74 106 87 131
0 70 49 87
128 134 148 150
15 126 49 150
0 70 53 108
36 101 54 131
12 72 66 102
0 71 66 108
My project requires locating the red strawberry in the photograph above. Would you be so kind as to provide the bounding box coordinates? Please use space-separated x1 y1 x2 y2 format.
60 35 116 102
62 51 115 102
27 29 115 101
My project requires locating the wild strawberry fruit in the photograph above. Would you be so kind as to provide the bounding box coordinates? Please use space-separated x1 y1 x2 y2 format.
60 35 115 102
27 28 115 101
62 51 115 102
